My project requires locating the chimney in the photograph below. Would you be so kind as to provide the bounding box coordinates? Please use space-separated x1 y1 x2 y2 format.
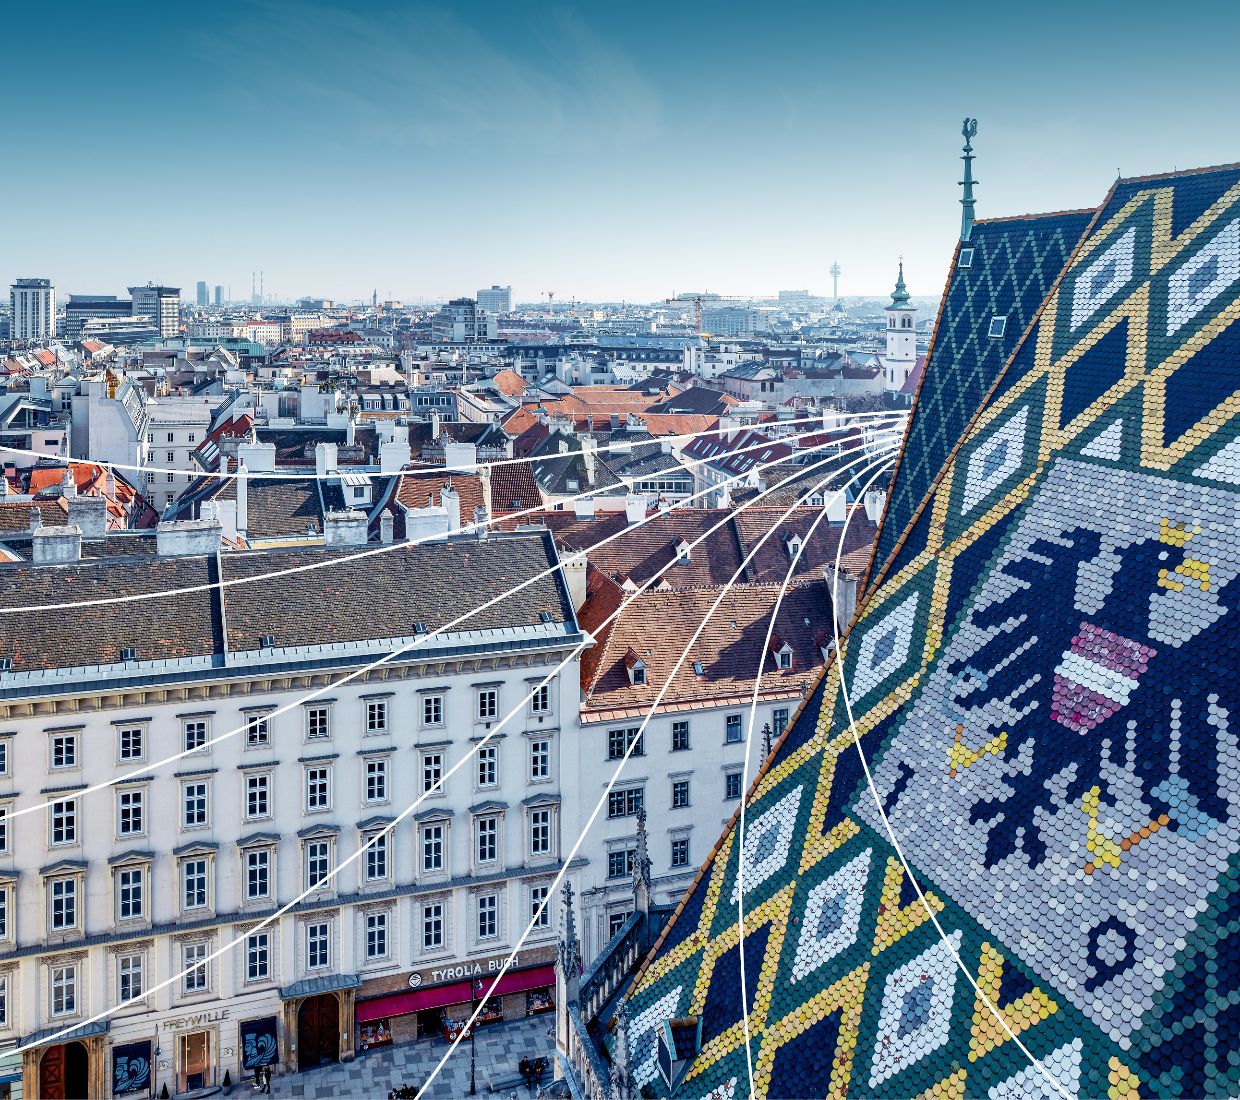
444 441 477 473
431 411 441 440
581 437 597 486
864 489 887 524
562 554 588 611
440 483 461 533
33 524 83 564
220 455 230 476
404 504 450 543
380 512 394 544
323 509 368 547
67 494 107 540
315 441 338 479
237 440 277 471
236 464 249 537
157 515 223 557
573 497 596 518
826 490 847 525
346 418 356 447
825 564 858 633
28 506 41 534
472 504 487 538
624 493 647 525
380 439 408 475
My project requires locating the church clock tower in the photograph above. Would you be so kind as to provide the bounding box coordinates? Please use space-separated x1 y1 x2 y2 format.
884 261 917 390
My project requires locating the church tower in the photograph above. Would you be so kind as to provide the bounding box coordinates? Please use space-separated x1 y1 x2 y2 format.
884 261 917 390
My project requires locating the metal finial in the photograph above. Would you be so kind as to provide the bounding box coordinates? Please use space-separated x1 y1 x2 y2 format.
959 118 979 243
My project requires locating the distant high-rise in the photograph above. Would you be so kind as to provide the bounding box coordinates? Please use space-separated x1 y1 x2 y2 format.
214 285 224 307
830 261 841 299
129 284 181 338
196 281 209 307
63 295 133 341
9 278 55 342
476 284 512 315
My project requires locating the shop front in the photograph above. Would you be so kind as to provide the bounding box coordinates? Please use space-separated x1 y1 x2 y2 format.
354 947 556 1052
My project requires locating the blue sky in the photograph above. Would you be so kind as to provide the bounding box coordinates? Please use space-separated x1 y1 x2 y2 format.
6 0 1240 304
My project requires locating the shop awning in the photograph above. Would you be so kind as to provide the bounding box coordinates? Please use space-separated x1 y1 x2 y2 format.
354 965 555 1023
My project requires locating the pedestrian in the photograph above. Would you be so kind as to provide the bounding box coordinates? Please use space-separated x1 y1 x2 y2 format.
260 1066 272 1094
519 1056 531 1088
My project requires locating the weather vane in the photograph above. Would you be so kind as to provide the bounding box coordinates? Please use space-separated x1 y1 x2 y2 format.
959 118 979 243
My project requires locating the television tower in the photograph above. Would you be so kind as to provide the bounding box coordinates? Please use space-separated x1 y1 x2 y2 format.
830 262 841 300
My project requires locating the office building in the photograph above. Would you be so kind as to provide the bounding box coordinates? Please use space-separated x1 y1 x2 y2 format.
476 285 512 316
430 298 497 343
9 278 55 342
63 295 133 341
196 281 209 307
214 285 224 307
129 284 181 338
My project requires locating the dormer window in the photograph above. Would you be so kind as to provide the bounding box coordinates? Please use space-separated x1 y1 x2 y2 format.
785 534 802 558
675 539 691 564
413 622 428 635
770 638 794 670
624 648 647 686
958 248 975 269
260 635 275 649
120 647 137 663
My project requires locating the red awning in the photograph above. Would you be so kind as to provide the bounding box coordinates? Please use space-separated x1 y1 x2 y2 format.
490 964 555 997
354 965 556 1023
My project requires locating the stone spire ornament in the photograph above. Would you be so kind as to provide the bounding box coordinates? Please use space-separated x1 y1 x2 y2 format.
609 997 636 1100
633 806 653 921
960 118 979 242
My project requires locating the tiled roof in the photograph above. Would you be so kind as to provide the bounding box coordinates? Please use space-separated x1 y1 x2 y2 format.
626 163 1240 1099
0 533 573 673
392 472 486 532
212 476 326 539
867 208 1093 593
489 463 543 516
491 368 528 397
582 581 825 714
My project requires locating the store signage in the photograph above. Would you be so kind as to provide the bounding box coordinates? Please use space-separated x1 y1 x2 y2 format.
111 1041 152 1095
410 953 523 987
161 1008 230 1031
239 1017 279 1069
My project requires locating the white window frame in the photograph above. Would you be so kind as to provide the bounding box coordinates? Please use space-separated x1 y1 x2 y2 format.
181 780 210 829
306 921 330 970
182 941 210 995
245 772 272 820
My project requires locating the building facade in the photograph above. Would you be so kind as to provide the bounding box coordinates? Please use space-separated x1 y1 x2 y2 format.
476 286 512 316
62 296 132 343
0 529 585 1096
128 286 181 339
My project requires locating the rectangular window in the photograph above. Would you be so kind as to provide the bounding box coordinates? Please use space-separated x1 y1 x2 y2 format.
51 964 76 1016
183 859 209 910
365 912 388 960
305 706 330 740
530 684 550 714
529 809 552 856
476 894 497 939
725 772 743 800
421 825 444 873
772 708 789 736
0 740 8 777
607 787 644 819
529 739 550 781
365 833 389 881
365 758 388 803
671 837 690 868
608 849 635 879
245 850 271 901
117 866 144 920
182 942 208 993
0 889 8 939
305 766 331 811
958 247 975 269
0 975 8 1025
609 911 632 937
725 714 743 743
246 932 270 982
475 816 498 864
530 884 551 929
119 953 144 1003
50 733 77 769
988 315 1007 338
422 903 444 950
421 753 444 795
476 745 498 788
671 720 690 752
182 719 209 754
607 727 644 760
182 781 209 828
672 779 690 808
51 877 78 929
117 726 144 761
0 803 9 855
245 713 270 747
422 695 444 727
307 922 330 969
476 688 498 721
117 788 144 836
246 773 271 820
365 700 388 734
51 799 77 846
305 841 330 890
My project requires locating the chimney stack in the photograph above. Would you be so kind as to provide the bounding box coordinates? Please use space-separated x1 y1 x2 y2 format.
28 507 41 534
624 493 647 525
440 483 461 533
157 515 223 557
67 494 107 540
323 509 368 547
33 524 83 564
236 463 250 537
380 512 394 544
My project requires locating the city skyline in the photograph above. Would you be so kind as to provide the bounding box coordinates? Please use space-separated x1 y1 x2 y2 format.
5 0 1240 303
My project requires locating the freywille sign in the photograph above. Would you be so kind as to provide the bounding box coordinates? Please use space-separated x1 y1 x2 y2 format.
410 953 522 987
161 1008 230 1030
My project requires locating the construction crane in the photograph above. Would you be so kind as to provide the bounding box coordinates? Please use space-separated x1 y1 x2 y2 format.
664 293 767 335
